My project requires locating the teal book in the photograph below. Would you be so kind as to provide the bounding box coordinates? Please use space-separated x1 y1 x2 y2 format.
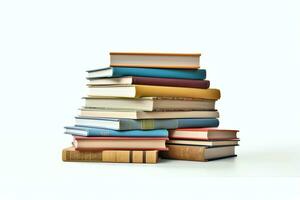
75 117 219 130
65 126 168 137
87 67 206 80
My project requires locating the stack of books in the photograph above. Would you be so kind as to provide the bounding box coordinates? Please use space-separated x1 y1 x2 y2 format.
62 52 239 163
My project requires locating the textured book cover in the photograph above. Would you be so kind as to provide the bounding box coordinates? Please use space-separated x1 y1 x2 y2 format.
62 147 159 163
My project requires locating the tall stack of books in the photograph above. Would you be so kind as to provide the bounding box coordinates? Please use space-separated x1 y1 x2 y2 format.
62 52 239 163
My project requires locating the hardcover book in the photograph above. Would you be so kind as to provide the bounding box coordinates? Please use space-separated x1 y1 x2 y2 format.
88 76 210 89
166 139 239 147
84 97 216 111
87 85 221 100
110 52 201 69
73 136 168 151
80 108 219 119
75 117 220 130
87 67 206 80
160 144 236 161
65 126 168 137
62 147 159 163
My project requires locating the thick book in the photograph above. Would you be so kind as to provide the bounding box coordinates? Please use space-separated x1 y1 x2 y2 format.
169 128 239 140
87 85 221 100
65 126 168 137
88 76 210 89
160 144 237 161
75 117 220 130
110 52 201 69
62 147 159 163
73 136 168 151
84 97 215 111
80 108 219 119
167 139 239 147
87 67 206 80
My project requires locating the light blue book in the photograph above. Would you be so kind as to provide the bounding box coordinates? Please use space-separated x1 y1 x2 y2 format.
75 117 219 130
64 126 168 137
87 67 206 80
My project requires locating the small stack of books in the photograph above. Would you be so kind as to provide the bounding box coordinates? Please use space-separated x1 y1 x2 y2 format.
62 52 239 163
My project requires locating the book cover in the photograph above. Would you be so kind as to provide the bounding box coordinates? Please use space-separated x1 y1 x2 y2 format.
62 147 159 163
87 67 206 80
75 117 220 130
64 126 168 137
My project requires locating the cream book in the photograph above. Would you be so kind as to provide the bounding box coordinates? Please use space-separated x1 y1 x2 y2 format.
110 52 201 69
84 97 216 111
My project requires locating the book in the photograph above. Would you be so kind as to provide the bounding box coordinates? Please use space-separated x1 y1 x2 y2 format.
88 76 210 89
110 52 201 69
167 139 239 147
87 85 221 100
84 97 215 111
160 144 236 161
75 117 219 130
73 136 168 150
62 147 159 163
80 108 219 119
169 128 239 140
65 126 168 137
87 67 206 80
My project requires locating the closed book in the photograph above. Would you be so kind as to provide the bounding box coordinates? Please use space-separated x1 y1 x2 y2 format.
167 139 239 147
87 67 206 80
84 97 216 111
169 128 239 140
73 136 168 151
75 117 220 130
160 144 236 161
65 126 168 137
62 147 159 163
87 85 221 100
80 108 219 119
88 76 210 89
110 52 201 69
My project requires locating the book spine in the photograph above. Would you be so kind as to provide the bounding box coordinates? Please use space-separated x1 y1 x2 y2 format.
113 67 206 80
85 128 168 137
160 145 207 161
132 77 210 89
62 148 159 163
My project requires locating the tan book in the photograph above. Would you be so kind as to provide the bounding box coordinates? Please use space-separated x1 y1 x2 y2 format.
110 52 201 69
62 147 159 164
160 144 236 162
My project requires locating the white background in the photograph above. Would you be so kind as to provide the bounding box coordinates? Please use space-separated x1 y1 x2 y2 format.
0 0 299 199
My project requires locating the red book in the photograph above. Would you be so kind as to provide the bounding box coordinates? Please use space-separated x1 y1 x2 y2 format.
73 136 168 151
169 128 239 140
88 76 210 89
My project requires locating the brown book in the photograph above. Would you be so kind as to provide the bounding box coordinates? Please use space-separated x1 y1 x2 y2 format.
62 147 159 164
160 144 236 162
110 52 201 69
88 76 210 89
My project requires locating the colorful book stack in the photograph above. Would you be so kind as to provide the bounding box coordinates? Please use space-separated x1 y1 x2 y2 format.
62 52 239 163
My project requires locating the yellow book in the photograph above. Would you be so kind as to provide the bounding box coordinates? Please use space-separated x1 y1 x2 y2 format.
88 85 221 100
62 147 159 164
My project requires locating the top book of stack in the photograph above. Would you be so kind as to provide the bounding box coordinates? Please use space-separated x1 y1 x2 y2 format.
110 52 201 69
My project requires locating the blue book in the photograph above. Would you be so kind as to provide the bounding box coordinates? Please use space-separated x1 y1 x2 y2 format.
75 117 219 130
64 126 168 137
87 67 206 80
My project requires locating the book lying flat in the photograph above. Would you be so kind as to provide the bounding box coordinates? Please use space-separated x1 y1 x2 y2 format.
169 128 239 140
88 76 210 89
110 52 201 69
167 139 239 147
84 97 215 111
75 117 220 130
160 144 236 161
87 67 206 80
62 147 159 163
87 85 221 100
73 136 168 151
80 108 219 119
65 126 168 137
